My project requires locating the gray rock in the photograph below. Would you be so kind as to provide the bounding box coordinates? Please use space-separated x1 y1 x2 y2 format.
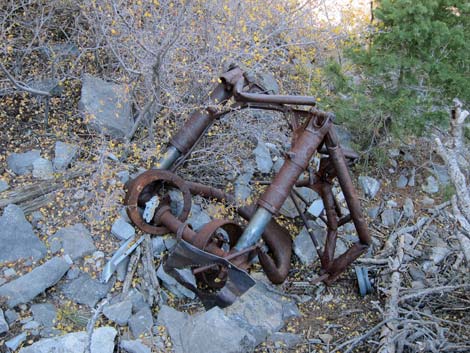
23 320 40 330
125 289 147 314
79 74 133 138
432 164 450 185
0 309 8 334
33 158 54 180
225 282 300 345
0 256 71 308
253 141 273 174
0 179 9 193
280 196 303 218
293 223 325 265
307 199 324 217
19 326 117 353
116 257 129 282
163 237 177 251
234 168 254 203
31 303 57 328
111 217 135 240
6 332 27 351
381 209 400 228
358 176 380 199
273 157 284 173
267 332 303 349
296 187 319 204
62 272 110 307
121 339 151 353
368 206 381 219
182 307 256 353
151 237 166 257
187 204 211 232
49 223 96 260
103 299 132 326
5 309 18 324
53 141 79 170
430 246 451 264
246 71 279 95
157 265 196 299
7 150 40 175
0 204 47 263
66 267 80 280
117 170 130 184
403 198 414 218
128 306 153 338
4 268 16 277
421 196 435 206
397 174 408 189
422 176 439 194
157 305 189 352
408 168 416 187
335 125 353 149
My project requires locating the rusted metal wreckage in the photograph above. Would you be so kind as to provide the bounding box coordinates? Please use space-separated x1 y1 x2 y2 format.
102 66 372 307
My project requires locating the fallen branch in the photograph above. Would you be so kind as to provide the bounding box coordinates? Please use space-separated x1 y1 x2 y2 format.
122 246 141 296
398 284 470 303
378 234 405 353
85 298 108 353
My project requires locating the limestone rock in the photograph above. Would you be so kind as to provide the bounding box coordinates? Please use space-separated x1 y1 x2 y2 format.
128 306 153 338
358 176 380 199
0 256 71 308
103 299 132 326
253 141 273 174
31 303 57 328
62 272 110 307
79 74 133 138
32 158 54 180
7 150 40 175
49 223 96 260
53 141 79 170
111 217 135 241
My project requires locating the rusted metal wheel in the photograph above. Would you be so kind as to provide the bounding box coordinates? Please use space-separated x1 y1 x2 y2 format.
193 219 245 289
125 170 192 235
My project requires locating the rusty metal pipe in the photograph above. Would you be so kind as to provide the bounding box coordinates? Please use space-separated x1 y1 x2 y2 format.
324 129 371 245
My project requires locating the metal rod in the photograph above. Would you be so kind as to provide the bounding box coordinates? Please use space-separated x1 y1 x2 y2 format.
233 208 272 251
154 146 181 170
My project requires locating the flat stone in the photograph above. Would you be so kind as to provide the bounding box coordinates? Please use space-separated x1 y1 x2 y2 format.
53 141 79 171
151 237 166 257
111 217 135 240
358 176 380 199
121 339 151 353
31 303 57 328
157 305 190 352
307 199 324 217
0 204 47 263
0 309 9 334
103 299 132 326
234 169 254 203
7 150 40 175
368 206 380 219
128 306 153 338
0 256 71 308
225 282 300 345
157 265 196 299
5 309 19 324
62 272 110 307
280 195 304 218
23 320 40 330
408 168 416 187
432 164 450 185
4 268 16 277
422 175 439 194
33 158 54 180
397 174 408 189
6 332 27 351
403 198 414 218
0 179 9 193
182 307 256 353
79 74 133 138
267 332 303 349
19 326 116 353
421 196 435 206
253 141 273 174
295 187 319 204
381 209 400 228
293 223 325 265
50 223 96 260
186 204 211 232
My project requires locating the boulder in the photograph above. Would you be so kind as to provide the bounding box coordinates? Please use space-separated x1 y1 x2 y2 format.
7 150 40 175
53 141 79 170
79 74 133 138
0 256 71 308
49 223 96 260
19 326 117 353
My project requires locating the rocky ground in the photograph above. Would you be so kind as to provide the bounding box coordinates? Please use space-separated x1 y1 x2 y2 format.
0 75 468 353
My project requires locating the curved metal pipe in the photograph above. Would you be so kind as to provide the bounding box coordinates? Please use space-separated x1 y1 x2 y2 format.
185 181 292 284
